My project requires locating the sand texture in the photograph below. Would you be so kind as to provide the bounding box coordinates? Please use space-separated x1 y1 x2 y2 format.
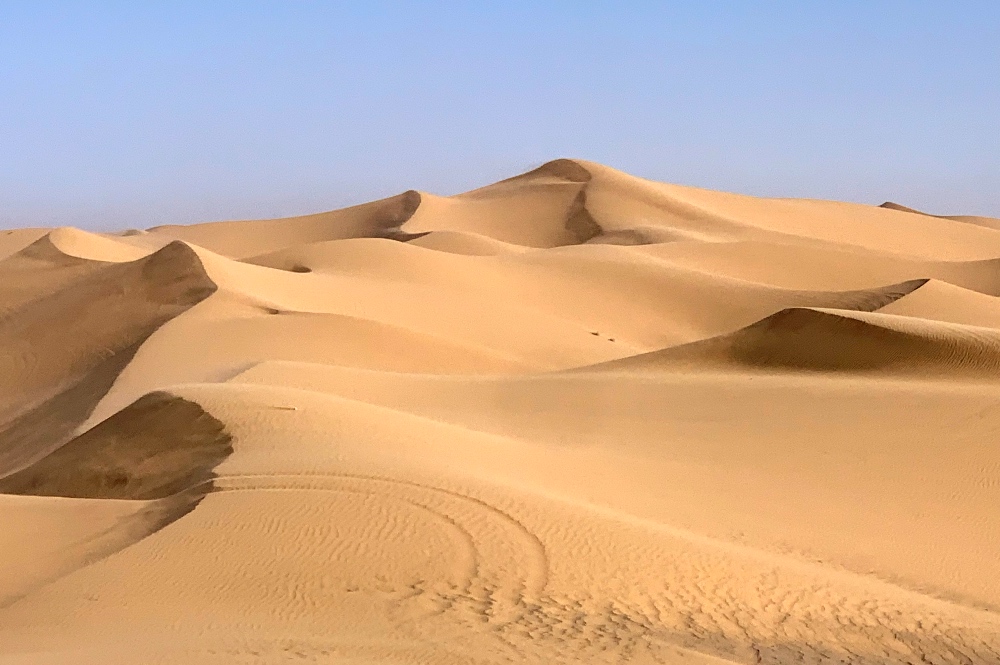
3 159 1000 663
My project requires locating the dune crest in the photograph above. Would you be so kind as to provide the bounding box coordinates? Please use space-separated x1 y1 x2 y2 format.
0 241 216 476
881 200 1000 232
3 161 1000 663
151 189 424 258
493 157 594 185
597 305 1000 377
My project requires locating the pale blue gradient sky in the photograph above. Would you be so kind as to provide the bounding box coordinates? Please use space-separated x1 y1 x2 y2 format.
1 2 997 230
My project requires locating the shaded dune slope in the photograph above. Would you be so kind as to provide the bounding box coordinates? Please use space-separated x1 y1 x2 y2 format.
0 228 49 261
0 239 217 475
0 233 230 606
0 392 232 501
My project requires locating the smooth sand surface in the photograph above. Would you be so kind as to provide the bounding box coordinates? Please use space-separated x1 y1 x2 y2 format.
3 159 1000 664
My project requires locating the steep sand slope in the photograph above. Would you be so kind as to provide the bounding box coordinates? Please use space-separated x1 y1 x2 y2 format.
0 238 217 474
0 393 230 608
0 228 48 260
3 159 1000 663
0 235 227 615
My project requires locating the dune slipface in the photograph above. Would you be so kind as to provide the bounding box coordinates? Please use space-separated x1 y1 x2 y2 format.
2 161 1000 664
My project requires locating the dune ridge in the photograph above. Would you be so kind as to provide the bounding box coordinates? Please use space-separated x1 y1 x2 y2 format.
151 189 425 258
882 201 1000 231
3 159 1000 663
594 304 1000 377
0 241 217 477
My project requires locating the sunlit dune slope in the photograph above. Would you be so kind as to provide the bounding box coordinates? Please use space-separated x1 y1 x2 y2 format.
3 159 1000 664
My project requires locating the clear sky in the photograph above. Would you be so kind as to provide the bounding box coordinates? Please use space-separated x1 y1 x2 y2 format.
1 2 998 230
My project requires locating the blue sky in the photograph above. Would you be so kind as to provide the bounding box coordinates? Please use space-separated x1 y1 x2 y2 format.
1 2 998 229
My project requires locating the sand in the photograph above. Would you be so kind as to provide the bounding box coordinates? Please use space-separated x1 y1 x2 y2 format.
2 160 1000 664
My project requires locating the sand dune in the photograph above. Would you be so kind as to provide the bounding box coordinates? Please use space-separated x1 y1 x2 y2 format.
597 306 1000 377
0 240 216 476
150 189 425 258
0 228 49 260
878 279 1000 328
406 230 529 256
3 159 1000 663
882 201 1000 232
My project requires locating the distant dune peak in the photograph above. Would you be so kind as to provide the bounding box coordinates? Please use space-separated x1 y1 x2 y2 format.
379 189 423 228
525 157 593 182
879 201 925 214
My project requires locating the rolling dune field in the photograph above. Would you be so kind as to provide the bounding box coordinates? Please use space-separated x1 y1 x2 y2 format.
3 160 1000 663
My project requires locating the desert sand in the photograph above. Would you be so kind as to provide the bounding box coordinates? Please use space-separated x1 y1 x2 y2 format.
2 159 1000 663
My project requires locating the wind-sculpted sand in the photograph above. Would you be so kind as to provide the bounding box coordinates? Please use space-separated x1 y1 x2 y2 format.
2 160 1000 663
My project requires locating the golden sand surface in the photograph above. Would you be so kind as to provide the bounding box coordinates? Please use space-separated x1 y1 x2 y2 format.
3 160 1000 663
